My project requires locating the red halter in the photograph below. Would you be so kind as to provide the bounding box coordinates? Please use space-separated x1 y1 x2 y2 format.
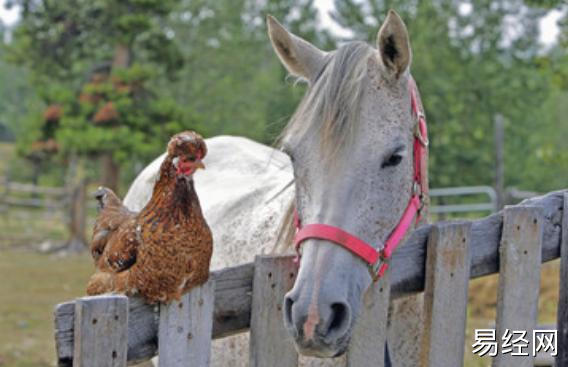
293 76 429 281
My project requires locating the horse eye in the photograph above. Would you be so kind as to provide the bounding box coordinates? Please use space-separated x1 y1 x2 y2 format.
381 154 403 168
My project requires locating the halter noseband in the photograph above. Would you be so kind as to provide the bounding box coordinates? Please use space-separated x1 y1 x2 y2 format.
293 76 429 282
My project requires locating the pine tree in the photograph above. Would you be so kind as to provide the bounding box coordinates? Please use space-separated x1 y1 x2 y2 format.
8 0 186 192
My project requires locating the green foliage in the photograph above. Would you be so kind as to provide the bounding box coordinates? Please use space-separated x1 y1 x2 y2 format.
4 0 326 188
5 0 190 188
7 0 183 80
165 0 327 143
2 0 567 193
332 0 565 192
56 65 187 165
0 38 39 142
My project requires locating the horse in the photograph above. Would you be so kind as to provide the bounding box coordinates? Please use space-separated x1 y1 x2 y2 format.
124 10 428 367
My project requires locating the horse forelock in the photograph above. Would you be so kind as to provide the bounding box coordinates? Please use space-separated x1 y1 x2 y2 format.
278 42 375 161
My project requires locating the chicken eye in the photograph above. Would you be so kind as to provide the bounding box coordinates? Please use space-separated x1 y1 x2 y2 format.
188 156 196 162
381 154 403 168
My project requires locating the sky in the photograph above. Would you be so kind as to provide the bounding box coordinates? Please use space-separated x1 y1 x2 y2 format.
0 0 563 45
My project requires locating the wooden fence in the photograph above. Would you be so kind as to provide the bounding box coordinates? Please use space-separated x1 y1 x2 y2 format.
53 190 567 366
0 177 88 248
0 179 69 210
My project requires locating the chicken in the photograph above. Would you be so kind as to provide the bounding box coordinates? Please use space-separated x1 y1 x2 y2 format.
86 131 213 303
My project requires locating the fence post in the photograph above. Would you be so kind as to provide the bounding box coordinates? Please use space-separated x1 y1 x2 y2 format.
158 280 215 367
249 255 298 367
492 206 543 367
346 267 391 367
556 193 568 365
73 295 128 367
420 222 471 367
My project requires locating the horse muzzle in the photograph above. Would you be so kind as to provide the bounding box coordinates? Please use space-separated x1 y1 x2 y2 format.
283 282 353 357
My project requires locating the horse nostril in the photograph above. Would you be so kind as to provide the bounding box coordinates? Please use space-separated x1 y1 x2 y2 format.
283 296 294 329
324 302 350 338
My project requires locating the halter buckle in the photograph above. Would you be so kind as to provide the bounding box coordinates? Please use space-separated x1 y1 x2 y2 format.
369 251 389 281
412 181 426 218
414 118 429 147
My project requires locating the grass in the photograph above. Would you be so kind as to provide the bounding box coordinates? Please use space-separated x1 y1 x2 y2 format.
0 249 94 367
0 142 13 175
463 260 560 366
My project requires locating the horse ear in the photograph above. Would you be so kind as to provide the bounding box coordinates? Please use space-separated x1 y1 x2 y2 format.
267 15 326 81
376 10 411 78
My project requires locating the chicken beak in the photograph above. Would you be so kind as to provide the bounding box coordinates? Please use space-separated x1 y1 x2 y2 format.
195 160 205 170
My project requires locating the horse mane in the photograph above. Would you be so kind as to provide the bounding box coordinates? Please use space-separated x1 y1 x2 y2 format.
273 41 376 253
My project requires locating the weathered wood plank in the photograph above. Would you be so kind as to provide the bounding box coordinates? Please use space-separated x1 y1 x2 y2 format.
55 263 253 366
556 193 568 366
347 267 391 367
73 295 129 367
420 222 471 367
249 256 298 367
54 190 567 365
392 190 564 298
54 302 75 367
56 297 158 366
492 206 543 367
211 262 255 337
158 280 215 367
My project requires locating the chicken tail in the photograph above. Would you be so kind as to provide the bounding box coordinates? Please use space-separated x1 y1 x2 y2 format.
94 186 123 212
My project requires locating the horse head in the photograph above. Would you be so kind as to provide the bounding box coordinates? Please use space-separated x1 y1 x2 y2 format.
268 10 429 357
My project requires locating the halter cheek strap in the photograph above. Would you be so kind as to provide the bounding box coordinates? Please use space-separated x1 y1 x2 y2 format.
293 76 428 281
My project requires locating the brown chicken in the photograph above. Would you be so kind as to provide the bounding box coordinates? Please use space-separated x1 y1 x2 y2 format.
86 131 213 303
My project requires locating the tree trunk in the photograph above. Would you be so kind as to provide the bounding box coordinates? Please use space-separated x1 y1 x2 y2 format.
67 179 87 252
98 43 131 193
112 43 130 69
101 153 120 192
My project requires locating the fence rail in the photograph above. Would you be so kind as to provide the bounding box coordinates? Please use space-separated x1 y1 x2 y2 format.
430 185 498 214
0 178 70 210
0 177 90 248
53 189 567 366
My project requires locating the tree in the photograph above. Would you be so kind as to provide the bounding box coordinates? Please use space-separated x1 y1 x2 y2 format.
8 0 186 192
166 0 330 144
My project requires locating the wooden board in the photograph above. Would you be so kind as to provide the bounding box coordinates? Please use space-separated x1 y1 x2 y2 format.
556 192 568 366
346 266 391 367
73 295 129 367
53 190 567 365
158 280 215 367
492 206 544 367
249 256 298 367
391 190 564 298
420 222 471 367
55 262 253 366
